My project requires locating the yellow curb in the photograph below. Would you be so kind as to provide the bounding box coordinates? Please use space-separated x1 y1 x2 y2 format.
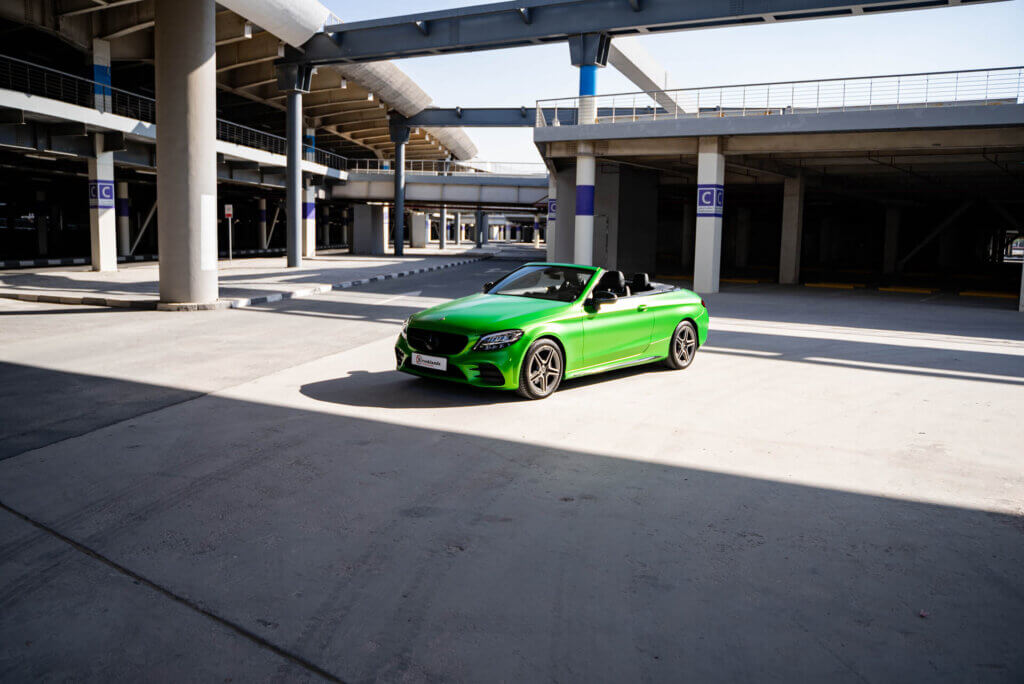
958 290 1017 300
878 286 937 294
804 282 862 290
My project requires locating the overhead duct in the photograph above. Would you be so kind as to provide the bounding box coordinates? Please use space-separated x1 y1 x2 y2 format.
329 62 479 160
218 0 330 48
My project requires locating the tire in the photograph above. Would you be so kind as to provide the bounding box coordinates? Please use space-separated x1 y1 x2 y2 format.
664 320 698 370
516 339 564 399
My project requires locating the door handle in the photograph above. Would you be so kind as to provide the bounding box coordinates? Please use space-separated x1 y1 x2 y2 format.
637 304 648 312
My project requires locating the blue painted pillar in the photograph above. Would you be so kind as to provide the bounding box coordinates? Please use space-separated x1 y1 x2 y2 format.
93 39 111 111
574 64 598 265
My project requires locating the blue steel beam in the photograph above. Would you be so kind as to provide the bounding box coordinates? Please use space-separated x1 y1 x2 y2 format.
292 0 1005 65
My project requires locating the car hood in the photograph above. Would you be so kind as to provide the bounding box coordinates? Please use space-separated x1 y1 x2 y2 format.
411 293 569 332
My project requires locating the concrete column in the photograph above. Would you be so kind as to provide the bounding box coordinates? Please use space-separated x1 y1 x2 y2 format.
35 190 48 257
352 204 387 255
573 64 597 266
1019 260 1024 313
93 39 111 111
574 148 596 265
453 212 461 246
694 137 725 293
533 215 541 248
439 205 447 250
258 197 268 249
87 138 117 272
116 181 130 256
546 175 557 262
735 207 752 270
778 174 806 285
302 185 316 258
883 207 900 274
681 202 695 273
409 212 428 248
476 211 485 248
286 91 303 267
155 0 217 303
304 127 316 162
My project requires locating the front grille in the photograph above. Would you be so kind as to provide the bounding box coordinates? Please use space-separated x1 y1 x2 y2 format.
406 327 468 356
471 363 506 386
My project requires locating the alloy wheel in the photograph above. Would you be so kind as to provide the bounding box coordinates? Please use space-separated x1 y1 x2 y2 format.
527 346 562 395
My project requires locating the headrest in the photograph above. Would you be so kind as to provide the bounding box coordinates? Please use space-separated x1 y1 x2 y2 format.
596 270 625 292
632 273 650 290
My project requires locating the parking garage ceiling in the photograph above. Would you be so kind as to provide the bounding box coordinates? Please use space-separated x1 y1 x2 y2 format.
0 0 478 160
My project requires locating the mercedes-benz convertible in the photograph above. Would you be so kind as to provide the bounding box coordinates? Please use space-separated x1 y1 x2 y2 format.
395 262 709 399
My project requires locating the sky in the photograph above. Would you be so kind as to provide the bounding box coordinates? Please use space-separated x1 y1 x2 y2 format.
323 0 1024 162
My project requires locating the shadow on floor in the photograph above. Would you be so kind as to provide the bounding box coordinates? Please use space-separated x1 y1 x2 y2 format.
0 361 1021 682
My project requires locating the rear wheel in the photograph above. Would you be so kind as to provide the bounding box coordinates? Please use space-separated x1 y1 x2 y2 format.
516 339 563 400
664 320 698 370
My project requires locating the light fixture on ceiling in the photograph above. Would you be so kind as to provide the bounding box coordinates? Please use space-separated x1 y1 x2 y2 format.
367 92 374 101
341 78 347 89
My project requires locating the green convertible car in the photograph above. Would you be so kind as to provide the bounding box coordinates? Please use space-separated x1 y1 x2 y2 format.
395 262 710 399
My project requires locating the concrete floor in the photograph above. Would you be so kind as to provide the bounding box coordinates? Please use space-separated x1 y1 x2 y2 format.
1 261 1022 682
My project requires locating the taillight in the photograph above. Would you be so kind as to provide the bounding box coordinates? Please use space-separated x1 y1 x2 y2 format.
701 299 707 309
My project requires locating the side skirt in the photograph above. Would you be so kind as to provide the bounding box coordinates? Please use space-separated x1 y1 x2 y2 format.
566 355 663 379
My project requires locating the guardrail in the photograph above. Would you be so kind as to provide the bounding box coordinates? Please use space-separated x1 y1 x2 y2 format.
0 53 347 170
347 159 548 176
536 66 1024 126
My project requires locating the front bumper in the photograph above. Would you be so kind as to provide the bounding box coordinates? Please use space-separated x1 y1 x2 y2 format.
395 334 522 390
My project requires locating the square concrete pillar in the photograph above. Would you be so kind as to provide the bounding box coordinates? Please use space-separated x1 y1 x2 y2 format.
352 204 388 255
87 142 117 272
409 212 428 248
735 207 752 269
694 137 724 293
681 202 695 274
35 190 48 257
779 174 805 285
302 186 316 258
883 207 900 274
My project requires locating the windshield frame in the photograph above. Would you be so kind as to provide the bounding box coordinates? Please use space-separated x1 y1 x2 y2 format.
486 264 599 304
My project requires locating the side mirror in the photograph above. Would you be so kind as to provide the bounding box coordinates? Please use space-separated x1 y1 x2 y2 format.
592 290 618 308
483 281 495 293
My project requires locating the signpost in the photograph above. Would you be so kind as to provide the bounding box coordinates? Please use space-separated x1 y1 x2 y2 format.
224 204 233 260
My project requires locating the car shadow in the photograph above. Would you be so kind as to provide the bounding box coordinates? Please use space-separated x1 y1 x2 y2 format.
300 363 672 409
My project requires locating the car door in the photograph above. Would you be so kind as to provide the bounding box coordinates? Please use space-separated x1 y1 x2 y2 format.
581 295 654 368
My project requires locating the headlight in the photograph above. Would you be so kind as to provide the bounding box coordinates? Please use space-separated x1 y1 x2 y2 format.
401 317 411 337
473 329 524 351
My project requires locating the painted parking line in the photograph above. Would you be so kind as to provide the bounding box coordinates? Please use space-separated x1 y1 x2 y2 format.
958 290 1017 300
878 286 938 294
804 282 864 290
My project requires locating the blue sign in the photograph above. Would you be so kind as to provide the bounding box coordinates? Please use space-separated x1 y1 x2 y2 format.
89 180 115 210
547 198 557 218
696 184 724 218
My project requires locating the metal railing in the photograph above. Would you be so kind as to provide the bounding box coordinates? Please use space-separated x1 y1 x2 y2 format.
536 66 1024 126
347 158 547 176
0 53 347 170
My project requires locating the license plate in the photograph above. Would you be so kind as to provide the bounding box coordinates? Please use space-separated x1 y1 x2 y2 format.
411 352 447 371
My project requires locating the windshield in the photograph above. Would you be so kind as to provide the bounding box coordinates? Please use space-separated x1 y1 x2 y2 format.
488 265 595 302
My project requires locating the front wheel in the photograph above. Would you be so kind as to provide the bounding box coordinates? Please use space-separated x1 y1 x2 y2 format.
664 320 698 370
516 339 563 400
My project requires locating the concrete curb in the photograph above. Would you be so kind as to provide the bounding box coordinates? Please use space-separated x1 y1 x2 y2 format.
1 256 490 311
